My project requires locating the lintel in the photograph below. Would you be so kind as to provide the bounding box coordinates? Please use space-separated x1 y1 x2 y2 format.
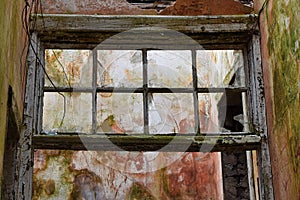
31 14 258 49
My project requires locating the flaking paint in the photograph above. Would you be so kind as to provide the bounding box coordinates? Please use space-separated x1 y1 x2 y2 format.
257 0 300 198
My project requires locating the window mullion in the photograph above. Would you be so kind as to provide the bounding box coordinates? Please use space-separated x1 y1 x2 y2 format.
192 50 200 134
92 49 97 134
37 44 45 135
142 49 149 134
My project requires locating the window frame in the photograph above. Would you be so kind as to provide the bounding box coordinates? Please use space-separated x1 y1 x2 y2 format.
18 14 274 199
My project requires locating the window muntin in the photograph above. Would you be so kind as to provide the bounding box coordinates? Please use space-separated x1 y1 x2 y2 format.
42 49 248 135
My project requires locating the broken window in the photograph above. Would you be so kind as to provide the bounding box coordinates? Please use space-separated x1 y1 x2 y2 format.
42 49 246 135
20 14 273 199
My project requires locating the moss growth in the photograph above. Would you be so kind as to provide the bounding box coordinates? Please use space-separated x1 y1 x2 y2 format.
0 0 27 185
33 150 76 199
266 0 300 196
126 183 156 200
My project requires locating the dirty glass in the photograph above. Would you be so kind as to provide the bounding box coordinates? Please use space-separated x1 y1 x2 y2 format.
42 92 92 134
197 50 245 87
97 50 143 87
199 92 248 133
148 50 193 88
45 49 92 87
42 49 247 134
149 93 195 134
97 93 144 133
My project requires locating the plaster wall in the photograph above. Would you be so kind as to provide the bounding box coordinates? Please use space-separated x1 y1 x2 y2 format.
0 0 28 194
255 0 300 199
2 0 299 199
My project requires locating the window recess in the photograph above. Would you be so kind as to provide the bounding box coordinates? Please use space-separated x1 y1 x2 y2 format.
23 14 274 200
29 14 262 152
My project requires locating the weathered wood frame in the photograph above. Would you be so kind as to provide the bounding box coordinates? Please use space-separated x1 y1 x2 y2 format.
23 14 274 200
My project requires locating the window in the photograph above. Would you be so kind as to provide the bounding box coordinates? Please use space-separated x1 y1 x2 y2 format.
20 14 273 199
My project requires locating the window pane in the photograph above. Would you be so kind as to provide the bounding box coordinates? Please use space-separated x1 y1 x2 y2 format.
198 93 223 133
149 93 195 134
97 93 143 133
197 50 245 87
199 92 248 133
148 50 193 88
45 49 92 87
42 92 92 133
97 50 143 87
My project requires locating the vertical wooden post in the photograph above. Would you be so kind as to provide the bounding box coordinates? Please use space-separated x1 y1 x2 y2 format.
248 34 274 200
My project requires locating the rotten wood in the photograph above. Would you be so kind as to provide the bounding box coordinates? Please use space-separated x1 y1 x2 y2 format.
30 14 258 49
247 35 274 200
15 33 41 200
43 86 248 93
33 133 261 152
25 13 274 199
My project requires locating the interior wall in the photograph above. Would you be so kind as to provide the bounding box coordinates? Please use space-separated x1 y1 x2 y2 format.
255 0 300 199
1 0 299 199
0 0 28 195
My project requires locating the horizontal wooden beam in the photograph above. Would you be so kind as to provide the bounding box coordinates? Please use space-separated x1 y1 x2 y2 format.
31 14 258 49
33 133 261 152
43 86 248 93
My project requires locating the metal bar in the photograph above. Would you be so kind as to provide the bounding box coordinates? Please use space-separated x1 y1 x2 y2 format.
32 134 261 152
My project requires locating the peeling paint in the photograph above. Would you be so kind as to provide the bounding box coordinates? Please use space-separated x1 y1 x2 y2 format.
0 0 28 197
258 0 300 198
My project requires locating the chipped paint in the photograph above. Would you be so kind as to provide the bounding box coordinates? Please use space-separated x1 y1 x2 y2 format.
257 0 300 199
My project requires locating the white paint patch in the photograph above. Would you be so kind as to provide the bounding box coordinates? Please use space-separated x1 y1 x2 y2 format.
285 17 290 29
284 0 290 6
295 40 299 51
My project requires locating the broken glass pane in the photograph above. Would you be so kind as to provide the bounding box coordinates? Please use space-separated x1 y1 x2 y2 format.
97 50 143 87
97 93 143 133
197 50 245 87
149 93 194 134
199 91 249 133
198 93 225 133
45 49 92 87
148 50 193 88
42 92 92 133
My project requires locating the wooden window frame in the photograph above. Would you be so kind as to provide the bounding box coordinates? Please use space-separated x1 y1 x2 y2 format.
17 14 274 199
